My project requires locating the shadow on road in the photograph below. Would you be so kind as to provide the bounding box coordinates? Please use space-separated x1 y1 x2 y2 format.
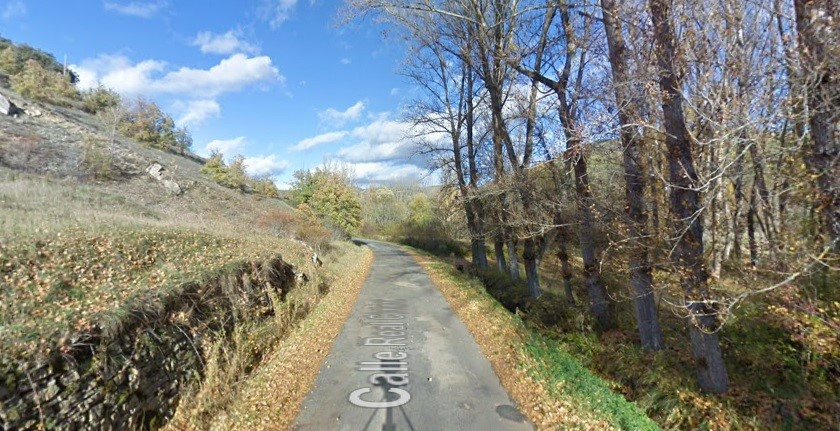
360 363 417 431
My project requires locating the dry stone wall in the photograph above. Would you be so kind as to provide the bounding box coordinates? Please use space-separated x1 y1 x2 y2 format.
1 257 298 430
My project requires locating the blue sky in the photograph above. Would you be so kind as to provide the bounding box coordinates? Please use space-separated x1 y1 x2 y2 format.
1 0 433 188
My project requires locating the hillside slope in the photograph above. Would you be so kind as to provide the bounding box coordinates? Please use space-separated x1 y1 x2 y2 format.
1 87 293 238
0 78 354 429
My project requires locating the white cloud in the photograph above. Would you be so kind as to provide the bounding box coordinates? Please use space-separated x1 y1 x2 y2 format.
337 140 412 163
327 114 448 185
340 58 351 65
2 0 26 20
350 119 411 144
192 30 258 55
204 136 246 157
291 131 347 152
390 88 399 96
319 100 365 128
73 55 166 95
175 99 220 127
332 119 419 164
72 53 282 97
346 162 428 185
261 0 298 28
152 54 280 97
244 155 288 177
103 1 167 18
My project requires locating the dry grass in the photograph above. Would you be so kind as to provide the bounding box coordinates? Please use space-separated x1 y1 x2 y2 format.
0 86 379 430
0 137 305 357
164 242 375 431
0 226 312 359
0 155 305 361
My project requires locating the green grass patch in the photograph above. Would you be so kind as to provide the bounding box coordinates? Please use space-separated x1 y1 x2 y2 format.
522 334 659 431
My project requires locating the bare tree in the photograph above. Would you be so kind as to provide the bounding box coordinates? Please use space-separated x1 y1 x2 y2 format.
648 0 730 393
599 0 664 350
792 0 840 254
511 0 614 329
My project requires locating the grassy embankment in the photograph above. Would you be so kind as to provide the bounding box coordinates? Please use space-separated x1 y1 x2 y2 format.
165 241 374 431
401 235 839 430
0 164 376 431
0 163 308 358
404 246 659 431
533 252 839 430
2 52 378 429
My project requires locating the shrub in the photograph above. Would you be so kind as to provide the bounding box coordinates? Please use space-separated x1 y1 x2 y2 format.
361 186 409 230
202 154 281 199
256 207 332 251
0 38 79 83
201 154 245 191
290 168 362 233
0 47 21 76
224 156 249 191
80 136 115 180
82 86 120 114
11 59 79 105
200 153 228 182
387 190 466 257
173 126 192 152
252 178 280 199
120 98 179 150
1 39 76 79
295 221 332 252
392 219 467 257
257 210 298 237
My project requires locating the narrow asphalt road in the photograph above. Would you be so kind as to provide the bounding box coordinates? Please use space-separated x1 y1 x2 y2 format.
293 240 533 431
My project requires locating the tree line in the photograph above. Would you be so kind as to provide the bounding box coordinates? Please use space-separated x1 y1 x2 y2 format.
350 0 838 396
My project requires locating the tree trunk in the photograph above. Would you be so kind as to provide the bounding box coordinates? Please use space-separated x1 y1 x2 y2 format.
774 0 802 241
557 4 613 332
649 0 730 394
557 238 575 304
750 142 777 258
731 141 746 263
508 4 608 310
471 239 488 269
494 235 507 273
793 0 840 253
455 139 488 271
706 130 725 280
600 0 663 350
506 233 520 281
748 187 759 268
464 64 488 270
571 149 613 332
470 227 489 269
523 238 540 297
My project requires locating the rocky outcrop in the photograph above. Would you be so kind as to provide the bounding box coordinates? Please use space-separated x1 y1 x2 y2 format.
0 93 22 117
146 163 182 195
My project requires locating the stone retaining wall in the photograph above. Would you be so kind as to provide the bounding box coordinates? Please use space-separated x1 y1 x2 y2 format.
0 257 297 430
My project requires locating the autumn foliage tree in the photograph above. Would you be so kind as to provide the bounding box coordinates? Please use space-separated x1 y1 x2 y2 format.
291 166 362 234
119 98 191 154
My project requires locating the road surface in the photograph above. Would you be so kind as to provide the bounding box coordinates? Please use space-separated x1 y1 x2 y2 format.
293 240 533 431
